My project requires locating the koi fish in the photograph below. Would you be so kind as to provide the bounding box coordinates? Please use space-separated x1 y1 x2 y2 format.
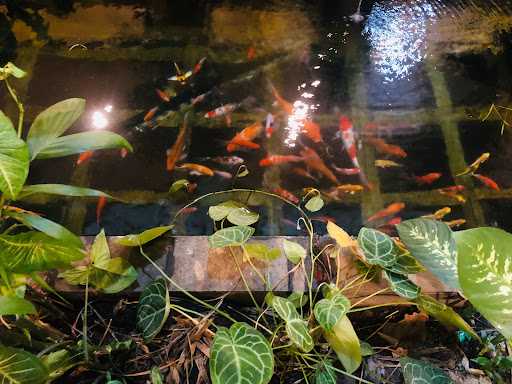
204 103 238 119
303 119 323 143
440 191 466 203
366 137 407 158
270 85 293 114
177 163 214 176
144 106 159 122
96 196 107 224
333 166 361 175
438 185 465 193
456 152 490 176
292 167 318 182
375 159 403 168
272 187 299 204
77 150 94 165
247 46 256 61
168 62 193 83
445 219 466 228
414 172 442 185
166 117 189 172
227 122 263 152
385 217 402 226
214 170 232 179
472 173 500 191
300 146 338 184
335 184 364 194
366 202 405 223
193 57 207 75
259 155 303 167
265 113 274 138
186 182 197 193
338 116 361 169
156 88 171 102
423 207 451 220
229 139 260 151
208 156 245 166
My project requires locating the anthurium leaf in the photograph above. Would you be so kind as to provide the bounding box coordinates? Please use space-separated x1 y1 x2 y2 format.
35 131 133 159
454 227 512 340
385 243 424 275
327 221 354 248
314 292 351 332
272 296 313 352
137 279 170 341
0 232 84 273
227 207 259 226
5 211 83 249
357 227 397 267
116 226 173 247
0 111 29 200
169 179 189 194
208 225 254 248
314 360 337 384
208 200 245 221
27 99 85 159
400 357 454 384
415 294 479 340
283 239 306 264
272 296 300 321
244 243 281 262
323 316 362 374
210 322 273 384
397 219 460 290
383 270 421 299
0 344 49 384
288 292 307 308
0 295 36 316
305 195 324 212
18 184 111 200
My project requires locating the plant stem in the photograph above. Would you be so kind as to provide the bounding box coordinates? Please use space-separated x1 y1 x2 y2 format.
4 78 24 138
83 275 89 363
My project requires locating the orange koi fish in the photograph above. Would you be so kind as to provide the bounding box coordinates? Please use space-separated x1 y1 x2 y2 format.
229 139 260 151
441 191 466 203
96 196 107 224
193 57 207 75
333 166 361 175
77 150 94 165
156 88 171 102
445 219 466 228
177 163 214 176
166 118 188 172
439 185 465 193
204 103 238 119
423 207 451 220
366 137 407 158
247 46 256 61
385 217 402 226
366 202 405 223
144 106 159 122
300 146 338 184
272 187 299 204
472 174 500 191
303 119 323 143
292 167 318 182
336 184 364 194
227 122 263 152
168 62 192 83
414 172 442 185
259 155 303 167
270 85 294 114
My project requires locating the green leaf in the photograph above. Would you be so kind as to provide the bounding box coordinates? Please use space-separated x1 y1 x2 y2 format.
0 295 36 316
272 296 313 352
305 195 324 212
4 63 26 79
314 292 351 332
116 226 173 247
383 270 421 299
35 131 133 160
323 316 361 374
397 219 460 290
227 207 259 226
137 279 170 341
0 232 84 273
400 357 454 384
385 244 424 275
27 98 85 159
454 227 512 340
208 201 244 221
169 179 189 194
5 211 83 249
18 184 110 200
357 227 397 267
415 294 479 340
360 341 375 357
283 239 306 264
0 111 29 199
0 344 49 384
288 292 307 308
244 243 281 262
314 360 337 384
210 322 273 384
208 226 255 248
150 366 163 384
41 349 77 381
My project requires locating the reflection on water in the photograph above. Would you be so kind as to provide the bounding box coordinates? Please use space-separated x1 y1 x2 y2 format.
2 0 512 237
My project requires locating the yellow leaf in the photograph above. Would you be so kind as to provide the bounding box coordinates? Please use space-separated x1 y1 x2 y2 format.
323 315 362 373
326 221 353 248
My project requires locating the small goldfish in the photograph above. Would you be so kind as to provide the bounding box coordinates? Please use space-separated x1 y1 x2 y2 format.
375 159 403 168
227 121 263 152
186 182 198 193
265 113 274 138
156 88 171 102
445 219 466 228
247 46 256 61
472 173 500 191
259 155 303 167
166 117 189 172
177 163 214 176
204 103 238 119
385 217 402 226
366 137 407 158
414 172 442 185
208 156 244 166
192 57 207 75
440 191 466 203
335 184 364 194
77 150 94 165
456 152 490 176
144 106 159 122
303 119 323 143
272 187 299 204
366 202 405 223
96 196 107 224
338 116 360 169
300 146 338 184
292 167 318 182
439 185 465 193
423 207 451 220
229 139 260 151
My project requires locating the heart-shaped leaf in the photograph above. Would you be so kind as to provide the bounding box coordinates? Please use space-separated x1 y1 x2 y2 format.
357 227 397 267
244 243 281 262
116 226 173 247
210 322 273 384
397 219 459 290
27 98 85 159
454 227 512 340
327 221 354 248
208 200 244 221
272 296 314 352
314 360 337 384
0 295 36 316
305 195 324 212
0 111 29 199
383 270 420 299
323 315 361 374
0 345 48 384
283 239 306 264
18 184 111 200
137 279 170 341
227 207 259 226
208 226 254 248
314 292 351 332
400 357 454 384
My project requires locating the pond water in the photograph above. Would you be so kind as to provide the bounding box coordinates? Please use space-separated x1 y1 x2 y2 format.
2 0 512 238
